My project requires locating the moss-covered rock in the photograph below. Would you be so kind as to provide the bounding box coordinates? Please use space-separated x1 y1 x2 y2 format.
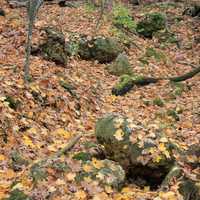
38 27 69 65
179 178 200 200
106 53 133 76
95 114 178 189
76 158 125 189
136 13 166 38
183 5 200 17
78 36 123 63
95 114 175 171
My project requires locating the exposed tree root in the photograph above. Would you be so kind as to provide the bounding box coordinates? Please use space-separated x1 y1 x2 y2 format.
112 66 200 96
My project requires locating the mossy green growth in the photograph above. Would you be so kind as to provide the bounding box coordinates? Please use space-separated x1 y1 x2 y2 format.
76 159 125 189
145 47 167 63
40 27 69 65
112 3 136 32
73 152 91 161
30 163 47 183
167 109 180 121
10 151 29 171
154 30 178 44
106 53 133 76
136 13 166 38
178 178 200 200
112 75 134 96
5 96 21 110
78 36 123 63
153 97 165 107
5 189 30 200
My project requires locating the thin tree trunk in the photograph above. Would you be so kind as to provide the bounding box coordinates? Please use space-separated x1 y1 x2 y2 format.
24 18 33 82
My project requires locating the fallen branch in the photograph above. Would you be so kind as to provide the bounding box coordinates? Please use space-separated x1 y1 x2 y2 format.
53 133 82 158
112 66 200 96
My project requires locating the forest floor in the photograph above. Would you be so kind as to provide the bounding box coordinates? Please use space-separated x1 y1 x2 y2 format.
0 1 199 199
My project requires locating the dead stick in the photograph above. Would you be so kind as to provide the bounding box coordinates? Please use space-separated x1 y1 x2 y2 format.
54 133 82 158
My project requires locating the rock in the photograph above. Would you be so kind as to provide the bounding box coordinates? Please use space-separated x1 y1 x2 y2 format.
77 159 125 189
106 53 133 76
182 144 200 168
112 75 134 96
78 36 123 63
95 114 176 188
179 178 200 200
183 5 200 17
136 13 166 38
95 114 175 169
0 8 5 16
37 27 70 65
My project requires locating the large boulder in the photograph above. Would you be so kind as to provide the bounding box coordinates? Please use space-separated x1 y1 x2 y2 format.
106 53 133 76
78 36 123 63
136 13 166 38
179 178 200 200
95 114 175 170
35 27 70 65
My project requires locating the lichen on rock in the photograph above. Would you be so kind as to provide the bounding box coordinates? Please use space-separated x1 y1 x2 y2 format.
78 36 123 63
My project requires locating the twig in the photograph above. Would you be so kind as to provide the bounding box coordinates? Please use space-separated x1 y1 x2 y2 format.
53 133 82 158
177 61 198 69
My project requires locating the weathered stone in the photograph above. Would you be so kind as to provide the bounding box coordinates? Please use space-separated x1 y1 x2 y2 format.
179 178 200 200
78 36 123 63
106 53 133 76
38 27 69 65
95 114 175 171
95 114 177 189
136 13 166 38
76 159 125 189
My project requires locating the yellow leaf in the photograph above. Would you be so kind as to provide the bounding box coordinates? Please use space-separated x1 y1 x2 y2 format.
158 143 166 152
0 154 6 161
113 118 124 129
93 192 109 200
74 190 87 199
104 186 113 194
114 129 124 141
153 155 162 163
159 191 176 200
163 150 171 159
53 128 72 140
65 172 76 181
92 158 104 169
144 186 150 192
0 169 16 179
96 172 105 180
22 135 35 148
83 164 93 172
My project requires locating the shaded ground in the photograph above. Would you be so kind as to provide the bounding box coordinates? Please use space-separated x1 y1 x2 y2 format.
0 1 199 199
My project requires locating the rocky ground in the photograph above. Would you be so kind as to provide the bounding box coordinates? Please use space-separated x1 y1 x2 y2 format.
0 1 199 199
